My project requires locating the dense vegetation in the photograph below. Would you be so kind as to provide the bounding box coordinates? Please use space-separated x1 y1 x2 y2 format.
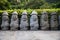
0 0 60 10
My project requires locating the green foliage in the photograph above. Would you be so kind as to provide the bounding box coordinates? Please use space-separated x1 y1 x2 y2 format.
40 3 52 9
0 9 60 15
0 0 60 9
24 0 45 9
0 0 11 10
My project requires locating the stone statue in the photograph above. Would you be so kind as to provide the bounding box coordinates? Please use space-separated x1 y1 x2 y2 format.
10 11 19 30
30 10 39 30
1 11 9 30
20 10 28 30
50 12 58 30
58 15 60 30
40 11 49 30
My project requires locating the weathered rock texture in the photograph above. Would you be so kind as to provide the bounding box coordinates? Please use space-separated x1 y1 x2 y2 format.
0 11 60 30
10 11 19 30
1 11 9 30
20 10 29 30
50 12 58 30
40 11 49 30
30 10 39 30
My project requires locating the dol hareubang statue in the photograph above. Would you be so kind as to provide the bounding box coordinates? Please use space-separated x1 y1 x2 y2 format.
40 11 49 30
1 11 9 30
10 11 19 30
50 12 58 30
58 15 60 30
20 10 29 30
30 10 39 30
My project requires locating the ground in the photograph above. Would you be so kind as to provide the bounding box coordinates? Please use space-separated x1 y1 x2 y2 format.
0 31 60 40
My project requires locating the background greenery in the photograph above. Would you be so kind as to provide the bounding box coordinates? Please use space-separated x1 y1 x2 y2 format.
0 0 60 10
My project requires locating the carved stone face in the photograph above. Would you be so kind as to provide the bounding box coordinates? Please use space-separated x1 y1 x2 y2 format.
21 15 27 21
41 12 48 21
2 15 9 21
12 14 18 21
51 13 57 21
11 11 18 21
2 12 9 21
30 10 38 22
33 16 37 21
30 15 38 22
51 12 57 22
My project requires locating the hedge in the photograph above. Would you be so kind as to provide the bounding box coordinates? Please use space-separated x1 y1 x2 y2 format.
0 9 60 15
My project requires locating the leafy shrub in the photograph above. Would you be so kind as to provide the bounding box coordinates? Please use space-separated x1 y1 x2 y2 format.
0 9 60 15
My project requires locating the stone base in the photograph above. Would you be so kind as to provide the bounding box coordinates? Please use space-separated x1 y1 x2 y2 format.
0 31 60 40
